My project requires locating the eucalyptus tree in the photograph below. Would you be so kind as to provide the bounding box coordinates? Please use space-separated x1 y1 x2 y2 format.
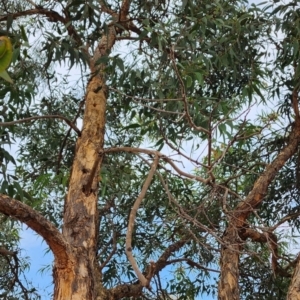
0 0 300 299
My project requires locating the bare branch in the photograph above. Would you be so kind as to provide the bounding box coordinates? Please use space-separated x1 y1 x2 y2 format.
120 0 131 21
109 87 183 102
168 258 220 273
3 250 32 299
104 147 209 184
292 88 300 120
269 211 300 231
220 122 300 299
0 194 69 266
0 8 82 46
99 229 117 271
292 62 300 121
239 228 290 276
0 115 81 136
126 154 159 287
0 246 16 256
157 119 207 168
153 239 188 274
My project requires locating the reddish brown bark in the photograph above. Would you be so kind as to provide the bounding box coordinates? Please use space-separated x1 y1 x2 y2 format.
218 121 300 300
287 255 300 300
0 194 69 264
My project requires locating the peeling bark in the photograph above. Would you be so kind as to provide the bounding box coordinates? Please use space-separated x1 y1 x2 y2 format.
53 74 107 299
288 255 300 300
54 21 117 297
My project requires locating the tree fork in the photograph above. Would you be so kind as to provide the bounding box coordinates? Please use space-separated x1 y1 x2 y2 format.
218 121 300 300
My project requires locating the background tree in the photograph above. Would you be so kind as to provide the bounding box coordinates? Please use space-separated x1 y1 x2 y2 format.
0 0 300 299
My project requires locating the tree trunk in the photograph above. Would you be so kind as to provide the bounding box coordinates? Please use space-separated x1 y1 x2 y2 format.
287 255 300 300
218 227 240 300
53 75 107 299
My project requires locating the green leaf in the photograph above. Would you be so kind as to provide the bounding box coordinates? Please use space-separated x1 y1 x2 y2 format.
20 25 28 43
122 123 141 130
0 70 13 83
194 72 204 86
186 75 193 88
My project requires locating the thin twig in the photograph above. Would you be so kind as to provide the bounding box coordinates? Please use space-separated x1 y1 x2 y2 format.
269 211 300 232
57 100 85 173
104 147 209 184
0 9 83 46
167 258 220 273
99 229 117 271
0 115 81 136
109 87 183 102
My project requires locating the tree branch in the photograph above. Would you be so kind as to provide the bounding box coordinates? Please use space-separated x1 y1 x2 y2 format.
104 146 209 184
106 238 190 299
0 246 16 256
239 228 286 275
168 258 220 273
126 154 159 287
219 122 300 299
0 115 81 136
269 211 300 231
0 194 69 266
99 228 117 271
234 122 300 226
152 239 188 275
0 8 82 45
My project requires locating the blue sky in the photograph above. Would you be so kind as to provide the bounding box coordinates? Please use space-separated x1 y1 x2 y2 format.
20 226 53 299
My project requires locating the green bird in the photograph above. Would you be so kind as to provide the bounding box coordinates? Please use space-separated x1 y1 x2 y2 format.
0 36 13 83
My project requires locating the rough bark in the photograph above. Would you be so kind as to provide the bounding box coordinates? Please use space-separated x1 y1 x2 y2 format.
288 255 300 300
52 75 106 299
218 121 300 300
53 18 117 296
0 194 69 265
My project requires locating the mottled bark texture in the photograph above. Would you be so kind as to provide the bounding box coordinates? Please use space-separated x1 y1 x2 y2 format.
288 254 300 299
218 121 300 300
53 74 107 299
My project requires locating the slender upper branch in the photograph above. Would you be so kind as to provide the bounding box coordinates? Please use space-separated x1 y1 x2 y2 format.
0 8 82 45
0 194 69 266
0 115 81 136
104 146 209 184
